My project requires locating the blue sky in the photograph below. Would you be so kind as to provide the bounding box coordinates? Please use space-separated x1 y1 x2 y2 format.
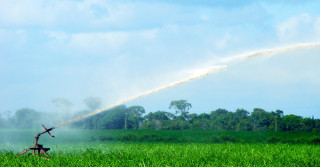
0 0 320 118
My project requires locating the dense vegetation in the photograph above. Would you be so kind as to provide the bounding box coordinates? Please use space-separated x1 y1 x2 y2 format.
3 129 320 146
1 98 319 132
2 142 320 166
1 130 320 166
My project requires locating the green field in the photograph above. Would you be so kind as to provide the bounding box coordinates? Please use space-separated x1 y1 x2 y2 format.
1 130 320 166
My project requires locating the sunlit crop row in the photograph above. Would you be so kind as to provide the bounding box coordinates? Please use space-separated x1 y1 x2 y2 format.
1 143 320 166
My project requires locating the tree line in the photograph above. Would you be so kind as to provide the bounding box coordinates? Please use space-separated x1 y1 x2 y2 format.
0 99 319 132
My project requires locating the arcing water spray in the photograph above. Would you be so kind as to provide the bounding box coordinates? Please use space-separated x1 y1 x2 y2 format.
55 42 320 129
54 66 228 129
18 42 320 158
218 43 320 64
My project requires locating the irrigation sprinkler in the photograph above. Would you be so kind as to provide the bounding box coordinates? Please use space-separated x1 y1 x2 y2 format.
19 125 55 159
15 43 320 159
17 66 228 159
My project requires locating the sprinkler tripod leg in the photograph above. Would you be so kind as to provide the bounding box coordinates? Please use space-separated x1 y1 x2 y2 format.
19 125 54 158
33 143 37 155
19 148 31 156
40 149 50 158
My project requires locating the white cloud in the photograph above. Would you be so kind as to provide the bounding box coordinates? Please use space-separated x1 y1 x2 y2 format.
0 0 114 27
67 29 159 53
0 0 205 30
276 14 320 43
213 33 231 49
315 17 320 36
45 31 69 41
70 32 129 52
1 0 268 31
0 29 8 43
0 29 27 47
43 27 161 56
207 4 269 25
0 0 56 26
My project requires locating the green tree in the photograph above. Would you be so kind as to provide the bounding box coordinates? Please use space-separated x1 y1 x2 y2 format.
0 113 6 128
15 108 39 129
235 109 249 120
210 109 235 130
234 109 250 131
52 98 74 124
302 117 315 132
162 119 190 130
210 108 229 120
169 100 192 120
249 108 273 131
281 114 303 131
100 105 127 129
83 97 102 111
191 113 210 129
275 110 284 117
2 111 15 128
144 111 174 122
142 111 175 130
127 106 145 129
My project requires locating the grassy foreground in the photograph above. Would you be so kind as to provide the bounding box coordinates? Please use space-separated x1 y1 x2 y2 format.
1 130 320 166
1 142 320 166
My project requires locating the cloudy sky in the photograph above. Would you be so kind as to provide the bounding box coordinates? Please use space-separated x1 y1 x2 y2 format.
1 0 320 118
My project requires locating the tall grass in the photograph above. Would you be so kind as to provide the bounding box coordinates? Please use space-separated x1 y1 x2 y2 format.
1 143 320 166
2 130 320 166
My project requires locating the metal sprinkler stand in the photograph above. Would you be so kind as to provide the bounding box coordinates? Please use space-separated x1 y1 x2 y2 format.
19 125 55 159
